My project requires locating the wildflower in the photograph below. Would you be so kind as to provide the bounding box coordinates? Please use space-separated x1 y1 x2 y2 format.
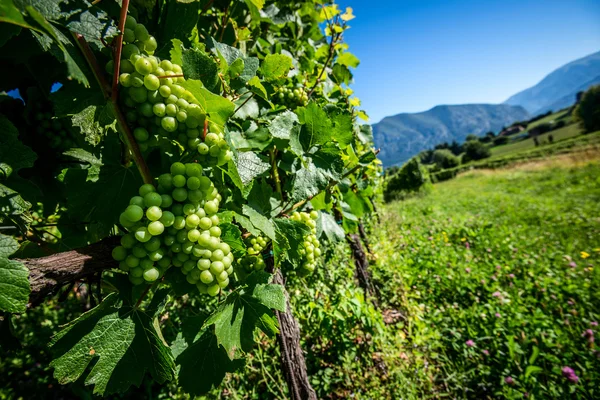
495 313 501 318
569 261 577 268
562 366 579 383
466 339 475 347
582 329 595 345
465 267 471 273
508 274 515 279
591 321 598 327
505 376 515 385
581 251 590 259
465 242 470 249
492 291 502 298
482 349 489 355
461 237 466 242
496 265 502 270
481 279 486 284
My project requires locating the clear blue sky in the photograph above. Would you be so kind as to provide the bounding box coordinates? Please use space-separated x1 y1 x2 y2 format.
337 0 600 123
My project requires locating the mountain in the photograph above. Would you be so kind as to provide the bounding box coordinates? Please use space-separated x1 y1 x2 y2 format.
504 50 600 115
373 104 529 167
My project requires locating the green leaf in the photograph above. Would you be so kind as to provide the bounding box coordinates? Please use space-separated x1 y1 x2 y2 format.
245 0 265 10
157 0 199 52
337 52 360 68
260 54 292 80
233 151 270 185
318 212 345 242
204 271 285 359
181 47 220 93
0 257 30 313
64 163 141 239
0 114 36 178
28 9 89 86
246 76 269 101
332 112 354 148
291 144 344 202
219 222 246 258
175 315 245 395
268 110 300 140
0 233 19 257
242 204 276 240
0 183 32 227
180 80 234 129
50 291 176 395
229 126 272 151
358 124 373 144
273 218 310 267
296 102 333 151
0 0 37 30
525 365 543 378
528 346 540 365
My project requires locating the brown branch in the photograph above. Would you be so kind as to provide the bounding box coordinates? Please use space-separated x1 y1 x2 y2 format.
111 0 130 103
19 237 119 307
232 93 254 116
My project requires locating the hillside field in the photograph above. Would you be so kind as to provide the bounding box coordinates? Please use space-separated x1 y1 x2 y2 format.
373 157 600 398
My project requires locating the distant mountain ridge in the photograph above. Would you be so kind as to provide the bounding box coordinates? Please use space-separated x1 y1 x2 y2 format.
373 104 530 167
504 50 600 115
373 50 600 167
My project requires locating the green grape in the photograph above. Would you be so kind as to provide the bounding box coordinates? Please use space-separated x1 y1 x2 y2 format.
143 267 160 282
132 246 147 258
172 188 187 202
161 116 177 132
121 233 136 249
112 246 127 261
134 127 149 141
148 221 165 235
123 205 143 222
144 236 161 252
135 227 152 242
160 211 175 227
144 74 160 90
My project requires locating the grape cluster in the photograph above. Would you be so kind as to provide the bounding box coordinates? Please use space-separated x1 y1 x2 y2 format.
237 235 268 272
274 86 308 108
290 211 321 274
111 162 234 296
32 108 75 151
108 16 232 166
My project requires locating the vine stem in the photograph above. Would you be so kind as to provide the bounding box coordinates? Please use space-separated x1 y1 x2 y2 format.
270 148 283 196
73 34 153 185
134 281 158 309
111 0 130 103
232 93 254 116
280 148 380 216
307 7 341 98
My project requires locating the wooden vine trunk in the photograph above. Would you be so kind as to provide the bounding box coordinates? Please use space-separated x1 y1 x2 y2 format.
272 269 318 400
347 233 378 304
19 237 119 307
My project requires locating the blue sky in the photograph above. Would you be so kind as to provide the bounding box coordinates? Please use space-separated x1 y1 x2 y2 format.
337 0 600 123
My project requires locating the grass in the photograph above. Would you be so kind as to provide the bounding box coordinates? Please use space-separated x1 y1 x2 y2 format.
526 108 571 131
491 122 583 157
374 158 600 399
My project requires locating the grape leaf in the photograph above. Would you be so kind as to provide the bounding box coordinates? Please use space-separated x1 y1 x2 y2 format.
175 315 245 396
64 163 141 240
268 110 299 140
246 76 268 101
296 102 334 151
50 290 175 395
181 47 220 93
0 114 36 178
229 126 272 151
261 54 292 80
242 204 276 240
0 183 32 229
357 124 374 144
0 256 30 313
332 112 354 148
317 212 345 242
290 144 344 203
203 271 285 359
0 233 19 257
234 151 270 186
157 0 199 52
219 222 246 258
273 218 310 267
337 52 360 68
180 79 234 129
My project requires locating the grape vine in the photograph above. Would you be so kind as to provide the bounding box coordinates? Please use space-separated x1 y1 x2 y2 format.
0 0 382 398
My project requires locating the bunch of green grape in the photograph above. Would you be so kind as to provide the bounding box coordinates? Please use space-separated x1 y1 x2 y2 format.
31 107 75 151
274 86 308 108
290 211 321 273
111 162 234 296
237 235 268 272
107 15 232 166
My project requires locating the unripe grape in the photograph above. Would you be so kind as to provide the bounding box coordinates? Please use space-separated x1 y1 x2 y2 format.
135 227 152 242
207 284 220 296
200 270 214 284
161 116 177 132
124 205 143 222
144 192 162 207
148 221 165 235
146 206 162 221
143 267 160 282
134 127 150 141
112 246 128 261
144 74 160 90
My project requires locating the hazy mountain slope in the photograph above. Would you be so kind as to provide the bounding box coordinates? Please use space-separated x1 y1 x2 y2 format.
373 104 530 167
504 50 600 115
